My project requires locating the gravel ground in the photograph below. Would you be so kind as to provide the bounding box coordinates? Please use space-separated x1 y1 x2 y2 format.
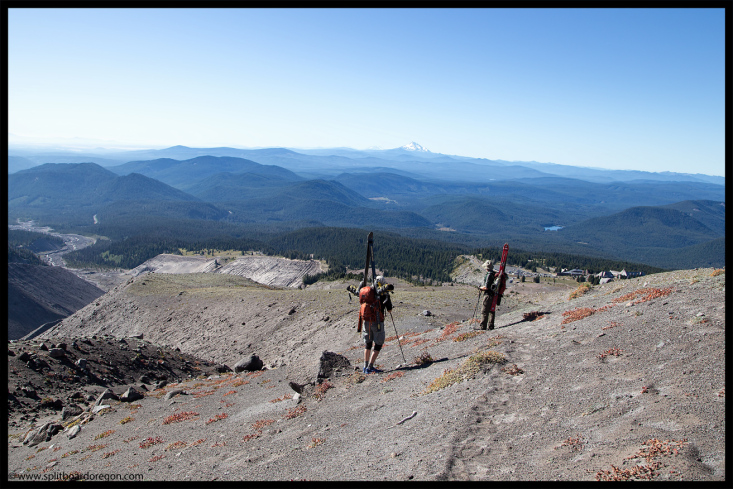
8 268 725 481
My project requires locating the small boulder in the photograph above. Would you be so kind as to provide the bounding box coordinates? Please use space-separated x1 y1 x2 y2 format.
18 351 32 362
234 355 263 373
422 310 432 317
75 358 88 370
92 388 118 408
48 348 66 359
288 381 303 394
61 404 83 420
120 386 144 403
24 423 52 447
317 351 351 380
164 389 187 401
67 424 81 439
139 374 154 384
21 386 38 398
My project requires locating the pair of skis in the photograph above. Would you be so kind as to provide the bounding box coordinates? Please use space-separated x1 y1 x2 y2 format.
489 243 510 314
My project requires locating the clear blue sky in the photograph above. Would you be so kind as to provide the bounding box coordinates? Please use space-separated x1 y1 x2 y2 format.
8 7 725 176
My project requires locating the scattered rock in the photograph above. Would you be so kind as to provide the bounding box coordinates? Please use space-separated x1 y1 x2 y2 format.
317 351 351 381
61 404 83 420
164 389 187 401
23 422 52 447
92 388 118 408
288 381 303 394
120 386 145 402
422 310 432 316
18 351 31 362
234 354 263 373
66 424 81 439
48 348 65 359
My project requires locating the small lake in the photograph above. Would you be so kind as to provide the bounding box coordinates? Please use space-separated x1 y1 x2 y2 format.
544 226 564 231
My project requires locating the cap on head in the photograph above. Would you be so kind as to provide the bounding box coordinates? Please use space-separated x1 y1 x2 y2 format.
482 260 494 270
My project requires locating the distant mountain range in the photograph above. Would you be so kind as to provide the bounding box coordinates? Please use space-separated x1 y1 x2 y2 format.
8 143 724 185
6 144 725 270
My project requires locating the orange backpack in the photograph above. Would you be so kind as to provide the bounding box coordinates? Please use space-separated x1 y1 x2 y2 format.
359 286 383 322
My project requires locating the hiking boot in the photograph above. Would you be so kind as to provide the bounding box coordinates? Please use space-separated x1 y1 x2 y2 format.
362 367 370 374
368 366 383 373
488 324 495 330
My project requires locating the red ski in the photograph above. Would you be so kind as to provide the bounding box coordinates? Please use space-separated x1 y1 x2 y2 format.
489 243 509 313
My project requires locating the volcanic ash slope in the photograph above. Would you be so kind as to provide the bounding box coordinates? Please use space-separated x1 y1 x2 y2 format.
18 267 725 480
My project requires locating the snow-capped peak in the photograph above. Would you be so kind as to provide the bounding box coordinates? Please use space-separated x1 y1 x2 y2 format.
401 142 430 152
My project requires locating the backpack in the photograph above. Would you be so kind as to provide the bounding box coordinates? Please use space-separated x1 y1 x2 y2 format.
359 286 383 322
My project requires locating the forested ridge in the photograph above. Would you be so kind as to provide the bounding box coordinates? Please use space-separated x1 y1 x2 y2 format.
61 225 665 282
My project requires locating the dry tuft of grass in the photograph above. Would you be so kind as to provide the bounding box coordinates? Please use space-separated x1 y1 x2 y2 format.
252 419 276 431
598 348 623 360
205 413 228 424
625 438 688 463
454 331 483 342
162 411 199 425
710 268 725 277
596 462 662 481
501 364 524 376
569 283 592 300
270 394 293 403
313 380 334 401
413 350 434 366
613 287 672 305
345 372 366 387
523 311 547 321
423 350 505 395
555 434 584 451
306 437 325 449
93 429 115 440
283 405 307 420
434 321 462 343
139 437 163 449
165 441 187 451
382 372 404 382
562 307 597 324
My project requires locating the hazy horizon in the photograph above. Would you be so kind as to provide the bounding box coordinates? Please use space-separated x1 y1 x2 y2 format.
8 8 725 177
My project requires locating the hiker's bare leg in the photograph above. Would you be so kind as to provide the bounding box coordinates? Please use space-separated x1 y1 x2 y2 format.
369 349 380 365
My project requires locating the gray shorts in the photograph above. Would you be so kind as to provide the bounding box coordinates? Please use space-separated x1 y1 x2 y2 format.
363 320 385 346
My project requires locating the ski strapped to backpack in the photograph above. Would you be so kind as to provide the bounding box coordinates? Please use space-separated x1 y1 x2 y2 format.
489 243 509 314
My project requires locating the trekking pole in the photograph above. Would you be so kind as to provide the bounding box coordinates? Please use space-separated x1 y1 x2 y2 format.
387 310 407 364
